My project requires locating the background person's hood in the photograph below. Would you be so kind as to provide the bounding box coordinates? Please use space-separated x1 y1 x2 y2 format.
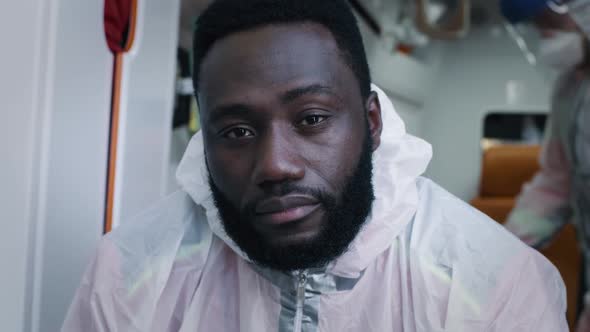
176 84 432 277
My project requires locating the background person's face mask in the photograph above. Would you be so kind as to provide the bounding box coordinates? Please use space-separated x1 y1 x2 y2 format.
568 0 590 39
537 30 585 70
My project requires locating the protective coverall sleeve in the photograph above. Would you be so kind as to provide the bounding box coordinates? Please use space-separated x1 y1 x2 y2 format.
505 118 573 248
490 250 568 331
61 191 210 332
61 238 124 332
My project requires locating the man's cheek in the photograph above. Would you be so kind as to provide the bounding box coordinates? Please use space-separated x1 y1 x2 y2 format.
207 152 248 194
318 144 360 174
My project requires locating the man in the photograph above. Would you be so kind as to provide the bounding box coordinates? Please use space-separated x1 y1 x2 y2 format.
62 0 567 330
500 1 590 331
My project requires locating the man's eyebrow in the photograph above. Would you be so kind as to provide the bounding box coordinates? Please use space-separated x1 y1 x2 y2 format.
280 84 340 104
207 85 339 123
207 104 252 124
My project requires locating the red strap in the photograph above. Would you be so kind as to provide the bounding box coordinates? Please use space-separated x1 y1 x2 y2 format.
104 0 132 53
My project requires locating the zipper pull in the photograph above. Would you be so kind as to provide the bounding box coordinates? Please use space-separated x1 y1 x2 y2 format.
296 271 307 302
294 271 308 332
298 270 308 285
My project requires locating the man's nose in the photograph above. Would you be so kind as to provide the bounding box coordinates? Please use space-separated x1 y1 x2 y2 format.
253 129 305 188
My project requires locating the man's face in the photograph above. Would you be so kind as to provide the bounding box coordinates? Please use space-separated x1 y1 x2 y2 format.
198 23 382 271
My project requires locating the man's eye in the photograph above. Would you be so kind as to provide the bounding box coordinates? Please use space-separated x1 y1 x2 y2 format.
300 115 327 126
224 127 255 139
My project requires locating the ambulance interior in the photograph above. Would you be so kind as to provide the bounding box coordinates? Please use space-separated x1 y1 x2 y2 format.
1 0 580 330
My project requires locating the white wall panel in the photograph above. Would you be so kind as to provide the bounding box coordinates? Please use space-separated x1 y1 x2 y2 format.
0 1 49 330
35 1 113 331
421 27 553 201
113 0 181 227
0 0 113 331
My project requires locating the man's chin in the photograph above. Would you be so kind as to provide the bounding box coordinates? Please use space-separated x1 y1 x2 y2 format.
232 221 357 272
251 209 326 248
243 223 330 271
260 229 322 251
232 222 336 271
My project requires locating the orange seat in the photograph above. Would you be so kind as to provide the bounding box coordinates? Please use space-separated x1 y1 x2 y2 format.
471 144 580 329
470 197 514 223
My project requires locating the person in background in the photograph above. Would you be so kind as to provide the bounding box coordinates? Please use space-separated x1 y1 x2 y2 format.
500 0 590 330
62 0 567 330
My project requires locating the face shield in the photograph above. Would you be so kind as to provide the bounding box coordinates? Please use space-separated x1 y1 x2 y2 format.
503 0 590 69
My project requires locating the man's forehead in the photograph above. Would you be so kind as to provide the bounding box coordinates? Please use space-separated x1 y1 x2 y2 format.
203 22 338 60
198 23 355 107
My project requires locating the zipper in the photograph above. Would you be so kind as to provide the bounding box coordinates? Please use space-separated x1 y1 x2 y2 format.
294 270 308 332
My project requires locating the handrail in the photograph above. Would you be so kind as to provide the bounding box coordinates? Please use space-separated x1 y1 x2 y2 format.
104 0 139 233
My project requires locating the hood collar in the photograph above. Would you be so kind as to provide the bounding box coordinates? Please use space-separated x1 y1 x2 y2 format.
176 85 432 278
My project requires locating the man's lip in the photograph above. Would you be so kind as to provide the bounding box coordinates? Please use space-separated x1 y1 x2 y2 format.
254 195 320 215
253 195 321 226
254 204 321 227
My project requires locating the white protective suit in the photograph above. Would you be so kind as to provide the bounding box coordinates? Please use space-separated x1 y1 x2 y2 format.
62 86 568 332
506 72 590 297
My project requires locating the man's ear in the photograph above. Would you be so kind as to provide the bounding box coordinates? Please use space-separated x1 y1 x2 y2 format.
365 91 383 151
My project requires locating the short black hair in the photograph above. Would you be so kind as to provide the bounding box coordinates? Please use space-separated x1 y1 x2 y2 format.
192 0 371 100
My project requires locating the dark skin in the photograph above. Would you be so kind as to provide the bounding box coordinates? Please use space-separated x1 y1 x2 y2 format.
198 23 382 247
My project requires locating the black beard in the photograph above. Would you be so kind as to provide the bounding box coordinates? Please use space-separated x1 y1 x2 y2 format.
208 130 375 272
